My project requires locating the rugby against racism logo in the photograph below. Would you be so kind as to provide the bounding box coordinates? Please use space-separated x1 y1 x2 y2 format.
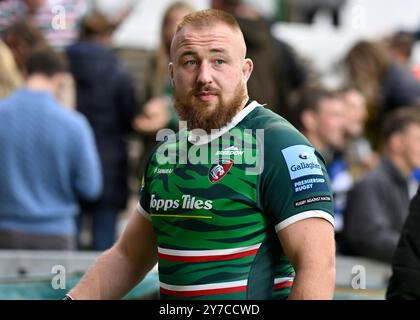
209 159 234 184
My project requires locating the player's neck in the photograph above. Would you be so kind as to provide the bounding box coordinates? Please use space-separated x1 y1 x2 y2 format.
240 96 251 111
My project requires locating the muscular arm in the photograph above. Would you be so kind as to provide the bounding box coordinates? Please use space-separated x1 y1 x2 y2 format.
68 210 157 299
278 217 336 300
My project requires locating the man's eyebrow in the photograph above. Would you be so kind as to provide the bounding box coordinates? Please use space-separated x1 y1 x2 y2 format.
210 48 227 54
179 50 197 57
178 48 228 59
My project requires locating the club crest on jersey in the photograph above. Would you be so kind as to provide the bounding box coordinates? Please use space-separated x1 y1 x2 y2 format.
209 159 233 184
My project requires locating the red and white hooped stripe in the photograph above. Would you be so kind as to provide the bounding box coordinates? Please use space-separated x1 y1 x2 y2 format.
158 244 261 262
160 277 294 297
273 277 294 290
160 280 248 297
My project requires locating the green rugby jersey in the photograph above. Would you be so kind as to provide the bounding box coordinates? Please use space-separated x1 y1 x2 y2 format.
137 101 334 300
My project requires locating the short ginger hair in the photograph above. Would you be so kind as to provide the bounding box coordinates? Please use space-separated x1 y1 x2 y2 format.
176 9 241 34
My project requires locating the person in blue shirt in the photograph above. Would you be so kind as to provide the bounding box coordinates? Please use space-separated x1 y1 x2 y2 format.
0 48 102 250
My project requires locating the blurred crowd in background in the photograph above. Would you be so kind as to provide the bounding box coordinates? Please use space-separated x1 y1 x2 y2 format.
1 0 420 271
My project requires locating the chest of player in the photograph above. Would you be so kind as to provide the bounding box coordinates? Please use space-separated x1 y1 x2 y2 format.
147 159 258 216
147 159 267 248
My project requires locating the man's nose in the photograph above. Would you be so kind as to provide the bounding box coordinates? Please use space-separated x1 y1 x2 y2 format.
197 61 213 84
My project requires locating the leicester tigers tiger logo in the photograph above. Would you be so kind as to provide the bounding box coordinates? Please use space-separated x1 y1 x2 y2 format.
209 159 233 184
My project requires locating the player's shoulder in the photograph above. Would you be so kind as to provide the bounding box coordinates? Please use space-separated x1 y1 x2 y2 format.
242 104 311 150
242 104 328 172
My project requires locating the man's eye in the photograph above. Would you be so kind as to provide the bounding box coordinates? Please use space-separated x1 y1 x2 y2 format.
185 60 197 65
215 59 225 65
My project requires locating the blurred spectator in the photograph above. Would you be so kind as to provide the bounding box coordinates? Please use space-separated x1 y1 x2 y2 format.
345 40 420 149
290 0 347 27
388 31 420 81
343 107 420 263
134 1 194 134
290 87 348 247
211 0 307 116
0 40 22 98
0 48 102 250
2 20 48 73
387 185 420 299
389 31 416 66
0 0 45 34
2 20 76 108
66 11 137 250
290 87 346 163
339 87 378 180
133 1 194 174
150 1 193 100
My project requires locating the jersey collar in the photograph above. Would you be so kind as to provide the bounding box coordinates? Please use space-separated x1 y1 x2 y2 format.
187 100 261 146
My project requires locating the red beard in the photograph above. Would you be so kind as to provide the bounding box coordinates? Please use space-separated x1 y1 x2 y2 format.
174 82 247 132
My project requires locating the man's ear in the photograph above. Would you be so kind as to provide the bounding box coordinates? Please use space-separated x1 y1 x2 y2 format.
242 58 253 82
168 62 175 87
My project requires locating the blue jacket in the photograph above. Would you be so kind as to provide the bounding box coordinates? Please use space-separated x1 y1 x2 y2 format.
0 88 103 235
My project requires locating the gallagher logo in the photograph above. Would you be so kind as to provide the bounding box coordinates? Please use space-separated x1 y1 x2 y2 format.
209 159 233 184
299 153 308 160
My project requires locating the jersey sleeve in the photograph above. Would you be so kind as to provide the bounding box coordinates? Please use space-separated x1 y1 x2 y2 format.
259 126 334 232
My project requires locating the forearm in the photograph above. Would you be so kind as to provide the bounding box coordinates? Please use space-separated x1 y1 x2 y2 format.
288 265 335 300
68 245 151 300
